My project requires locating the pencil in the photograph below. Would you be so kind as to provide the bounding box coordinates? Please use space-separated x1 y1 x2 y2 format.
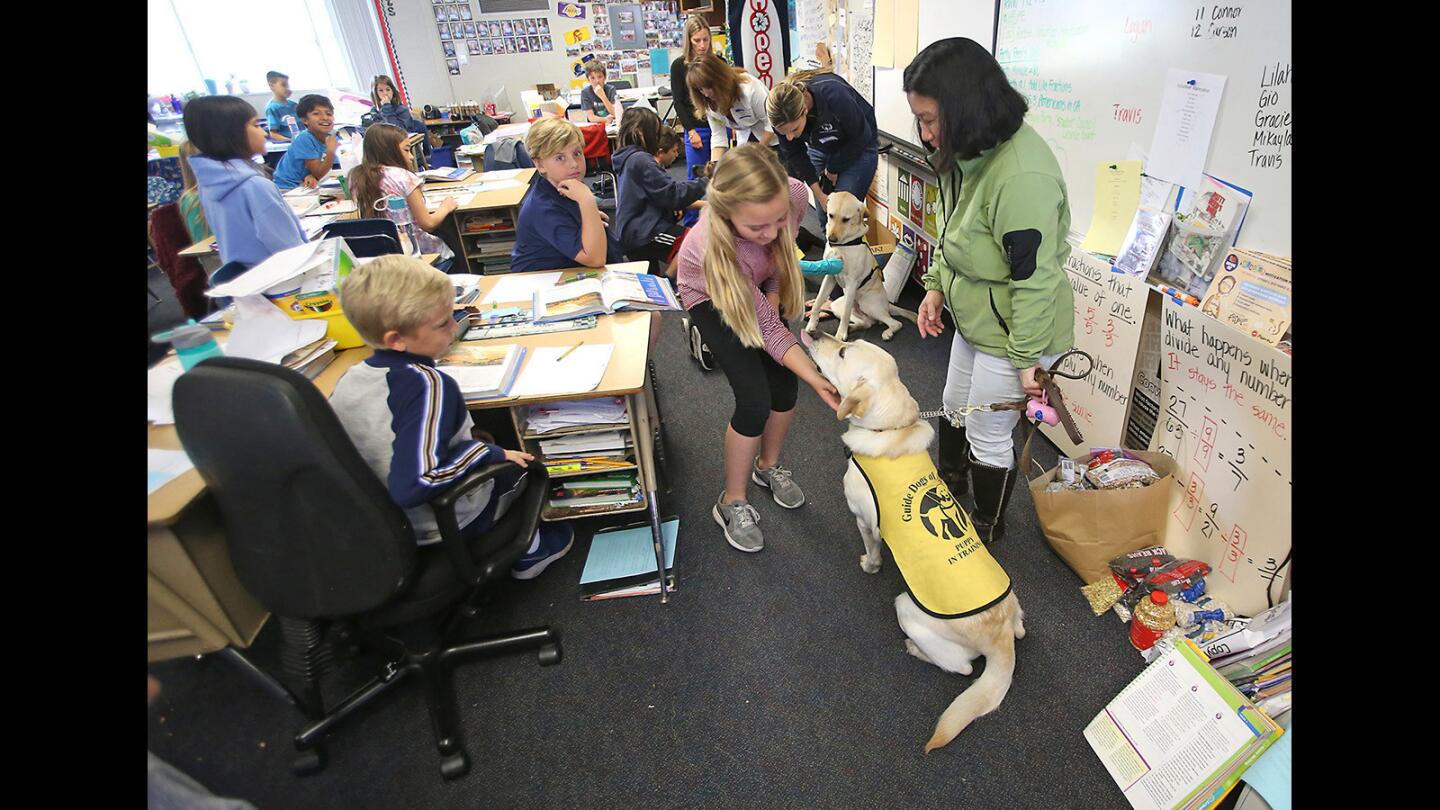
557 340 584 361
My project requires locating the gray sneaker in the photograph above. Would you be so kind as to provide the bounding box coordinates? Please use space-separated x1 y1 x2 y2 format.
713 495 764 552
751 462 806 509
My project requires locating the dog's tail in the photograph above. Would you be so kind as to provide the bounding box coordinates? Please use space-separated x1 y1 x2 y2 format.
922 632 1016 753
887 304 919 324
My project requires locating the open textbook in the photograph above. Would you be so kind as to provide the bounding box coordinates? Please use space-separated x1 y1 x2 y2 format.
1085 639 1282 810
532 270 681 323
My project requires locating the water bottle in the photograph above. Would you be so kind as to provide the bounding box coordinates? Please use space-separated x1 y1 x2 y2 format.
384 195 421 255
1129 590 1177 651
151 320 224 371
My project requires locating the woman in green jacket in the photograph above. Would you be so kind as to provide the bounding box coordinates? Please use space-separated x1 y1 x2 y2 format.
905 37 1075 544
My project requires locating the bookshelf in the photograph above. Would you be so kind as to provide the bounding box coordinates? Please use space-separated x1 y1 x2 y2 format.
509 397 650 522
456 208 520 275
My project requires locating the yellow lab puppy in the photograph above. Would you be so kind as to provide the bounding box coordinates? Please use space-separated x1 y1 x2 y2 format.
805 329 1025 752
803 191 918 341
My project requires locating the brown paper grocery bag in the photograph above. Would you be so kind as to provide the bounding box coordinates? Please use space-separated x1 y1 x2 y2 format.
1028 451 1178 583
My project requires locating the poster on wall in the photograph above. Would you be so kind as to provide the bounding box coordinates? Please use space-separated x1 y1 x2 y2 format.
558 2 586 18
1148 299 1292 617
1038 248 1148 458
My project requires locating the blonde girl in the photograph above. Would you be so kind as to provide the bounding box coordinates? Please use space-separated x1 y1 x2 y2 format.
685 54 775 164
672 143 840 553
346 123 458 263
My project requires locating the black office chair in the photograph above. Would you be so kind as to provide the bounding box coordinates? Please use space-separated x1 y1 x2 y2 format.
172 357 560 781
318 220 403 258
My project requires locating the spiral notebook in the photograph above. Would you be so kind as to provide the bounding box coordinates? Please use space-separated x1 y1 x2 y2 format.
1084 639 1283 810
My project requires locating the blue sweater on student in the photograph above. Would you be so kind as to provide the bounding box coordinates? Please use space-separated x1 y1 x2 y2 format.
188 155 307 269
329 349 506 546
611 144 706 253
510 175 622 273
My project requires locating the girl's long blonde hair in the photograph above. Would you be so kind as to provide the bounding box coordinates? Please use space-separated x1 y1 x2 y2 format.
702 143 804 348
767 66 833 130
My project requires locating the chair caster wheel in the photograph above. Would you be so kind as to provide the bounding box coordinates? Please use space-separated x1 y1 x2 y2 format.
292 747 324 776
440 750 469 780
537 643 562 666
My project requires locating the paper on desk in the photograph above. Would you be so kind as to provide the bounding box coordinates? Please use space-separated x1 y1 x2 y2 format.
225 295 327 364
471 178 523 193
148 448 195 495
1080 160 1142 257
423 188 477 209
302 214 339 240
580 519 678 584
479 168 527 181
511 344 613 398
147 358 185 425
480 272 563 304
1147 69 1227 192
205 241 325 297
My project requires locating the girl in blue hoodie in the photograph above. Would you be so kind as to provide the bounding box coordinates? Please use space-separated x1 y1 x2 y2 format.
611 107 707 274
183 95 308 269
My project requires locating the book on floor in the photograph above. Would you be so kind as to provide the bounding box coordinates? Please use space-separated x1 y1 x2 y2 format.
532 269 681 323
435 343 525 400
579 517 678 599
1084 638 1283 810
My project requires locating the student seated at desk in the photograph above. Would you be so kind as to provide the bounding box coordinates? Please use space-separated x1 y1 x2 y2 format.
362 75 430 158
176 141 212 244
330 256 573 578
509 117 622 273
347 123 457 266
579 61 621 123
611 108 706 275
272 94 338 191
183 95 307 269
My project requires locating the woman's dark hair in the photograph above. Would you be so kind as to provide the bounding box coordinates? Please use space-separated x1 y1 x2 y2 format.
617 106 663 153
182 95 262 161
902 37 1027 171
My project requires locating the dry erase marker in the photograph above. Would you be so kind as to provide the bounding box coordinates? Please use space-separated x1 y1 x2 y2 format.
557 340 584 361
1155 284 1200 306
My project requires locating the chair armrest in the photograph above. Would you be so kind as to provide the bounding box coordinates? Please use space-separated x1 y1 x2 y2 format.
429 461 550 585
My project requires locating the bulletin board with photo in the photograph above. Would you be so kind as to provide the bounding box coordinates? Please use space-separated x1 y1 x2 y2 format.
569 1 681 85
435 2 556 71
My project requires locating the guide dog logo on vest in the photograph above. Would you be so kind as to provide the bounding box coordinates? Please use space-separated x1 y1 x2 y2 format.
901 472 972 542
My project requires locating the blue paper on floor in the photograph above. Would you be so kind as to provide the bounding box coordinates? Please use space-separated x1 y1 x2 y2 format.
580 519 678 585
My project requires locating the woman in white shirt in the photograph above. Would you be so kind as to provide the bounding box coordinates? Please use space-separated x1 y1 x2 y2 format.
686 54 775 162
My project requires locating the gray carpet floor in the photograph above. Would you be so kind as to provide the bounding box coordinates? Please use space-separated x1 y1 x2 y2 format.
147 169 1148 808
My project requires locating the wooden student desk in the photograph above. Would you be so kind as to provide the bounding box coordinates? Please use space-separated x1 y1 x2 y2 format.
146 261 668 660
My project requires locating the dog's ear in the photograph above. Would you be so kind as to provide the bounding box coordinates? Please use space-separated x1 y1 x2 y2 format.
836 380 873 421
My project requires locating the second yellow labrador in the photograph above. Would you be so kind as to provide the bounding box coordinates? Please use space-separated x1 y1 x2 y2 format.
804 191 918 341
804 328 1025 753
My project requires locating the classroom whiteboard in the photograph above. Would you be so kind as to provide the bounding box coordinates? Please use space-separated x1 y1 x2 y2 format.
872 1 998 149
996 0 1292 256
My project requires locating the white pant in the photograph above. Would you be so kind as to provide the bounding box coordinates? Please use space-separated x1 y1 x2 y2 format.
942 332 1060 469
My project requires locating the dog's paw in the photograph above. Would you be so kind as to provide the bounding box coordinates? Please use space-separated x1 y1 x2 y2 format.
904 639 932 664
881 328 897 341
860 553 881 574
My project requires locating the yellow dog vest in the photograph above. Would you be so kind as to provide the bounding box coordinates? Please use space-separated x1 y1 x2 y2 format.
850 452 1011 618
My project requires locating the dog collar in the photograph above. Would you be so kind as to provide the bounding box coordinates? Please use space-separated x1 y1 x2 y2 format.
826 236 867 247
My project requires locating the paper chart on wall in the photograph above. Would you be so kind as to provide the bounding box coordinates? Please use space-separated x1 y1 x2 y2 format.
848 9 875 104
1147 299 1290 617
1038 248 1148 458
1147 69 1228 193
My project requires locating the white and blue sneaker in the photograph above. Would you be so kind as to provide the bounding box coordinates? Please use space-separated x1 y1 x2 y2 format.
511 523 575 580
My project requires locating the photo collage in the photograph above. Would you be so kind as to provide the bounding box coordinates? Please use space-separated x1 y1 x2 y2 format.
433 1 554 75
563 1 683 79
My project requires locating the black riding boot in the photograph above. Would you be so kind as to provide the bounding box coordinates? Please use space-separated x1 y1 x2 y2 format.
968 451 1018 546
936 420 970 496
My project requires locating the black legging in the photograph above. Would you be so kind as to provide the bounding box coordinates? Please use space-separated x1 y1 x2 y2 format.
688 300 797 437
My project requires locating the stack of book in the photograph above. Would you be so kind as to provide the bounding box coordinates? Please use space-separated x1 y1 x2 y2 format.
578 518 678 601
537 430 630 463
1201 600 1292 719
525 398 628 434
281 337 338 380
549 472 642 512
435 343 526 400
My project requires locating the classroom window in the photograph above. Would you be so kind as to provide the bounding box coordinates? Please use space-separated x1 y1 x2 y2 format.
147 0 356 97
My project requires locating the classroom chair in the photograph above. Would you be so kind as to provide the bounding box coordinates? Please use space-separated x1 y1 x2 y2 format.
482 139 533 171
172 357 560 781
148 203 209 320
318 220 404 258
